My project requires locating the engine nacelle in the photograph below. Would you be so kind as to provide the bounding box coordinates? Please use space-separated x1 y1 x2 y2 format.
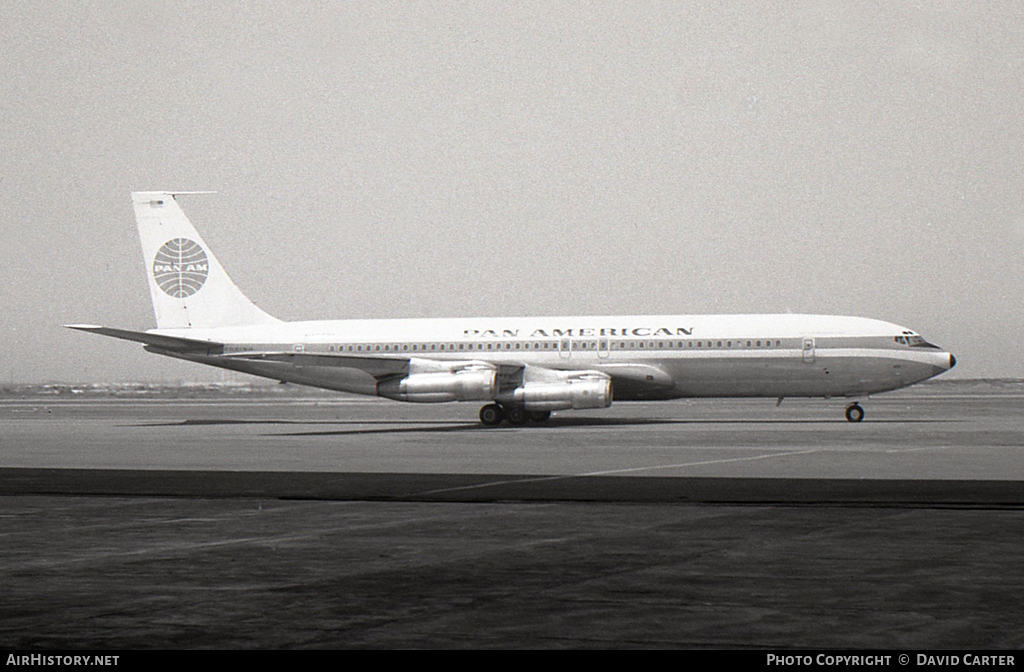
377 369 498 403
502 373 613 411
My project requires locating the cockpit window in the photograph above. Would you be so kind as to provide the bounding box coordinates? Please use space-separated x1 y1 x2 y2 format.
909 335 940 349
895 334 940 348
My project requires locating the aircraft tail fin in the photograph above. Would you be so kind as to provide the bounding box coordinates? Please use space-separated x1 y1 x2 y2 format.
131 192 281 329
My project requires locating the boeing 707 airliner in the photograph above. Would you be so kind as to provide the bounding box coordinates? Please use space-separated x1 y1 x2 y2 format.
69 192 956 425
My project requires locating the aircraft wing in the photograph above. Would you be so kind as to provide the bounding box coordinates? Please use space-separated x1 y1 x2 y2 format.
67 326 671 397
64 325 224 354
226 351 411 379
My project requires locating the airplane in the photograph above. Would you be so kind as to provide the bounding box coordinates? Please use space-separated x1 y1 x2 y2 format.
68 191 956 425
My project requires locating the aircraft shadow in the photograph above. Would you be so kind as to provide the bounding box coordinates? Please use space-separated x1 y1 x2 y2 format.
131 415 957 437
264 416 958 437
134 418 461 427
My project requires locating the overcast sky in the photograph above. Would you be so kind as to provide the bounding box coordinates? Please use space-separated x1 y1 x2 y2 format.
1 1 1022 382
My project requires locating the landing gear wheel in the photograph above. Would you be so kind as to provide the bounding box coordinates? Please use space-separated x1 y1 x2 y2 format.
505 407 530 426
529 410 551 423
845 403 865 423
479 404 504 426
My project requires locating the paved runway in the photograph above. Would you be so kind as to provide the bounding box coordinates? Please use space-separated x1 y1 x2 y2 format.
3 388 1024 483
2 385 1023 648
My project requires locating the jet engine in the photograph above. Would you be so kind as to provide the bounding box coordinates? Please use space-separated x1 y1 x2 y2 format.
498 367 612 411
376 360 498 403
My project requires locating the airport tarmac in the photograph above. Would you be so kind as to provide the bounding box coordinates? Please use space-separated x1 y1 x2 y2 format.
2 386 1023 648
3 388 1024 482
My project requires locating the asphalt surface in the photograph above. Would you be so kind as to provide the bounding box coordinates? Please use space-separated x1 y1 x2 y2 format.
2 388 1022 648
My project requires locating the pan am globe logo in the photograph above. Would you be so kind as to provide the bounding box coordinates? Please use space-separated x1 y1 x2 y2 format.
153 238 209 298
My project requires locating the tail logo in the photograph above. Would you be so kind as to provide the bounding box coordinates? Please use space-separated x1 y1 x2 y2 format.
153 238 209 298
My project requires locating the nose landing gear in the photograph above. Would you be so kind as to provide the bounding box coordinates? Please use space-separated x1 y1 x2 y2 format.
845 402 865 423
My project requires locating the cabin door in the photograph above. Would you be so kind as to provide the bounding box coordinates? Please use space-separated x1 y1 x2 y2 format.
801 338 816 363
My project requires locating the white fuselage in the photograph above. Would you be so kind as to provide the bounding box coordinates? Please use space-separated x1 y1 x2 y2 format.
152 313 955 402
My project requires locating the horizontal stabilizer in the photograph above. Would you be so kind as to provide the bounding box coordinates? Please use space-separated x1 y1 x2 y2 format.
64 325 223 354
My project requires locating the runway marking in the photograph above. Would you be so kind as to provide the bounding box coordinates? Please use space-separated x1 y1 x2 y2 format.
577 449 822 476
885 445 954 454
411 449 821 497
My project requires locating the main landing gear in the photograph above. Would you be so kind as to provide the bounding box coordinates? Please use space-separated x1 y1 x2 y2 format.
845 402 865 423
479 404 551 427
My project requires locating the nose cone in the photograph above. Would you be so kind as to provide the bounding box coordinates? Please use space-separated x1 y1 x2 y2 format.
930 351 956 378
